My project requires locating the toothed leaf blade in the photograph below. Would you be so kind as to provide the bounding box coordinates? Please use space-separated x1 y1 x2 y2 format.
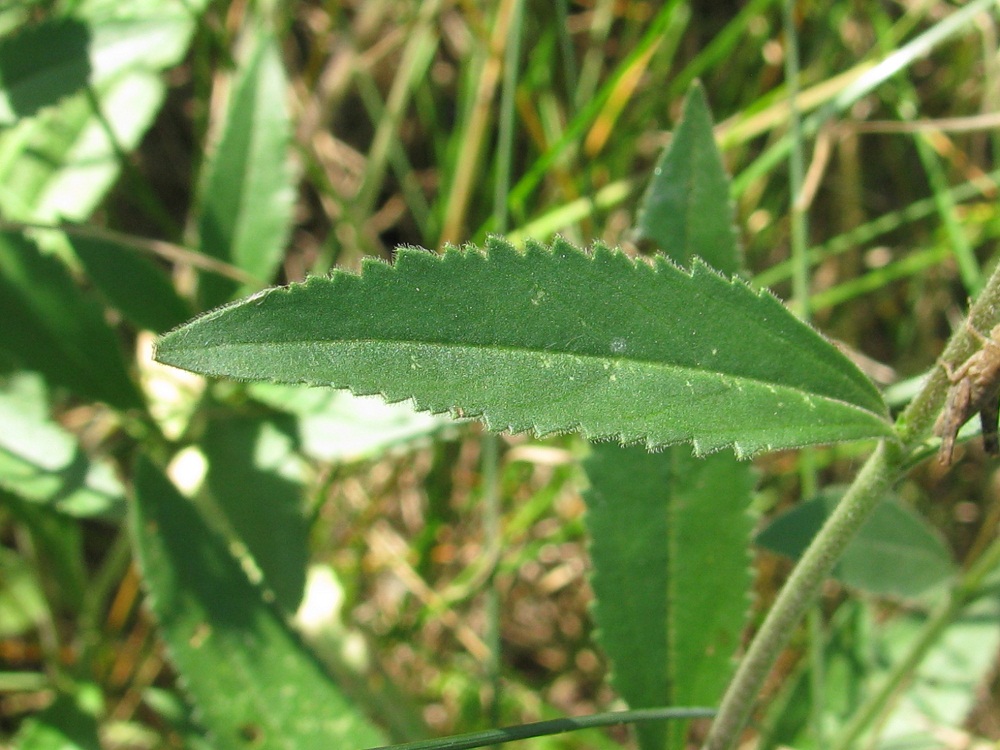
585 443 753 750
634 82 741 275
156 237 891 456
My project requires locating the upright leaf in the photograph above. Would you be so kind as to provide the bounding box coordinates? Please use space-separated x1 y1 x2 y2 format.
633 83 740 275
131 458 385 750
585 84 753 750
585 444 753 750
157 238 892 457
197 30 294 308
202 415 308 612
0 234 143 411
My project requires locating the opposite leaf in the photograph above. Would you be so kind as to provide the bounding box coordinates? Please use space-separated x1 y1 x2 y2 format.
156 237 892 457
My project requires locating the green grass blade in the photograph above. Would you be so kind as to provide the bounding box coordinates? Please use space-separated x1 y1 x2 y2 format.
197 29 294 308
156 238 892 457
585 444 753 750
369 708 716 750
131 457 386 750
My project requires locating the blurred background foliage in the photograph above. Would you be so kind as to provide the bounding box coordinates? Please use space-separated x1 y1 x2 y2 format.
1 0 1000 748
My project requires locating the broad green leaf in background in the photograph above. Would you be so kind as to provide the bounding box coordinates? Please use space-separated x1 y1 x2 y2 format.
196 29 295 309
156 237 893 457
0 6 206 221
0 545 48 638
131 458 386 750
12 689 102 750
872 594 1000 748
584 82 754 750
202 414 309 613
0 372 124 518
69 234 191 333
248 383 460 462
633 83 741 276
0 233 143 411
585 443 754 750
756 489 955 599
0 19 91 124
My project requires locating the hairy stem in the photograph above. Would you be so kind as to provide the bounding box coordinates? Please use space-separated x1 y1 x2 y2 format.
703 259 1000 750
702 440 902 750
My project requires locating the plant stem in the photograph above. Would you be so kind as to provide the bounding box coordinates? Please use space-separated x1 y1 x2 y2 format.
702 439 901 750
704 257 1000 750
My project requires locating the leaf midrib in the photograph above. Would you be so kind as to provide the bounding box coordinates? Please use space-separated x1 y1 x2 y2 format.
168 337 884 414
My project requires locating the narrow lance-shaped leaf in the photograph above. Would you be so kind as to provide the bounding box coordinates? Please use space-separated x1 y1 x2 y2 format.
70 234 191 334
197 30 294 308
587 84 753 750
202 415 308 613
156 237 892 457
0 232 143 411
634 82 740 275
585 444 754 750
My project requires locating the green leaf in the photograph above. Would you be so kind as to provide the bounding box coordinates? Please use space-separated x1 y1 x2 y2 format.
633 83 741 276
247 383 459 462
157 237 892 457
0 373 124 519
197 30 295 308
70 234 192 333
202 415 308 613
0 19 91 124
755 489 956 598
131 457 386 750
0 233 143 411
13 689 102 750
585 84 751 750
873 595 1000 746
584 443 753 750
0 10 203 222
0 545 48 638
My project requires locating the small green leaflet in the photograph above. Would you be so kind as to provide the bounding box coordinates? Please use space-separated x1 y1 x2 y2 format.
156 237 893 457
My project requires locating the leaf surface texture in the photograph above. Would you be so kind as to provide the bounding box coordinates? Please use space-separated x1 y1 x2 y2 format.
157 238 891 456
